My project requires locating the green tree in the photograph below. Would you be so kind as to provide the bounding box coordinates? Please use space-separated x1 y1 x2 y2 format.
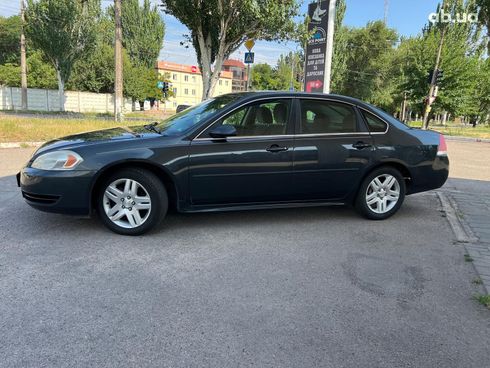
125 64 165 108
27 50 58 89
161 0 299 100
113 0 165 68
477 58 490 123
25 0 99 111
339 21 398 110
331 0 348 93
251 52 303 92
0 64 20 86
395 0 485 122
0 15 21 65
476 0 490 53
275 52 302 91
251 63 276 90
68 43 115 93
0 51 57 89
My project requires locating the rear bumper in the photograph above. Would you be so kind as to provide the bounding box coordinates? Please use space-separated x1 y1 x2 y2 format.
407 155 449 194
19 167 96 216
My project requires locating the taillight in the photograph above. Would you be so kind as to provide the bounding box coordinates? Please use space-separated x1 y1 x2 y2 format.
437 134 447 156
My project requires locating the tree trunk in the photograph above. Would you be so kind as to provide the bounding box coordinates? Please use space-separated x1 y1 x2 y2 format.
196 5 233 101
56 69 65 112
201 61 212 100
441 111 447 126
206 54 226 99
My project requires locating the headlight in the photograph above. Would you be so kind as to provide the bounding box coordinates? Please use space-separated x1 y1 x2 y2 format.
31 150 83 170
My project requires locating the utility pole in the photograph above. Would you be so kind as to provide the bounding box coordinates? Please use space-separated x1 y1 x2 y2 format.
81 0 88 16
20 0 27 110
246 63 251 91
422 27 445 129
422 2 446 130
384 0 389 24
401 91 407 122
323 0 336 94
290 51 297 91
114 0 123 122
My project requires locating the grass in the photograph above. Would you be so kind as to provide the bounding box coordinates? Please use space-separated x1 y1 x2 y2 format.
408 121 490 139
472 277 483 285
2 113 489 143
0 115 149 143
474 294 490 309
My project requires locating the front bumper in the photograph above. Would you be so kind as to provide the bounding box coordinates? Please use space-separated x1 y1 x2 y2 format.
18 167 96 216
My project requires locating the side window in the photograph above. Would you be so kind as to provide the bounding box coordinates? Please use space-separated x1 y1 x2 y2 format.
362 111 388 133
299 99 358 134
204 99 292 137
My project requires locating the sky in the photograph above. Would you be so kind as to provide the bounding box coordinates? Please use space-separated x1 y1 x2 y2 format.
0 0 440 66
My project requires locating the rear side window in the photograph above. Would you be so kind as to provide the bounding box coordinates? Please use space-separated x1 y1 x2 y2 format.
299 99 358 134
362 111 388 133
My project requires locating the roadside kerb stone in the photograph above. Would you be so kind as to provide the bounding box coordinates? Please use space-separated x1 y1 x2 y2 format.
441 190 490 293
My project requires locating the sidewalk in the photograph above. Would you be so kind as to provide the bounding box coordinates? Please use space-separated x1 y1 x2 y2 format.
442 140 490 293
442 178 490 293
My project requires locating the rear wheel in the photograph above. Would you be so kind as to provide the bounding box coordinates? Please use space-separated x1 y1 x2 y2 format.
355 167 405 220
97 168 167 235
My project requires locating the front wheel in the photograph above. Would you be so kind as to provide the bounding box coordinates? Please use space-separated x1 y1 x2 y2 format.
355 167 406 220
97 168 168 235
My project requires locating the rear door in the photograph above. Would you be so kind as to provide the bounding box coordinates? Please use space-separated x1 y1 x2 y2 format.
188 98 296 206
292 98 374 201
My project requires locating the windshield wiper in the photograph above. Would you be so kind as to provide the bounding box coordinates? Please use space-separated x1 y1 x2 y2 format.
143 122 161 134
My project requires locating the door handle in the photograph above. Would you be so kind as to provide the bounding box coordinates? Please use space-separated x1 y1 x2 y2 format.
266 144 289 153
352 141 372 150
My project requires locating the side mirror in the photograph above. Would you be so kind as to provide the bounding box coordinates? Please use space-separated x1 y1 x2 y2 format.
208 124 237 139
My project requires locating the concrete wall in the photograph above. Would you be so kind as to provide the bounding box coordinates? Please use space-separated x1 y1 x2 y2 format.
0 86 133 113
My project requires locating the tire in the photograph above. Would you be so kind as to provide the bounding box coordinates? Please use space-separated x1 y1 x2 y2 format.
355 166 406 220
97 168 168 235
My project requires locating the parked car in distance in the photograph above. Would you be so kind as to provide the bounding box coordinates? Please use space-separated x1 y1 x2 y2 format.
176 104 191 113
18 92 449 235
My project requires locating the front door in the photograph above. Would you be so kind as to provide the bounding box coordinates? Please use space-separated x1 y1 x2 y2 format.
293 98 374 201
189 98 296 206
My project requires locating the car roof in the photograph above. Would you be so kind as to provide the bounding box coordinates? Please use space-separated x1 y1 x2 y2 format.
223 91 370 108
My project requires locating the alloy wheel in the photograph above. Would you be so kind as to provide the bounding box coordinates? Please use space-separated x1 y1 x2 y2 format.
102 178 152 228
365 174 400 214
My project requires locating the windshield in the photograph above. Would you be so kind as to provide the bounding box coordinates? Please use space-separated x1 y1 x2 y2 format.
159 94 243 136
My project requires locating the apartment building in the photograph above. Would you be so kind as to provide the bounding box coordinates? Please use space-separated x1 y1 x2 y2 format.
222 59 248 92
156 61 233 111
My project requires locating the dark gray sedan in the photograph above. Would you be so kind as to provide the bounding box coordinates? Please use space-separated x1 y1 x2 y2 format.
18 92 449 235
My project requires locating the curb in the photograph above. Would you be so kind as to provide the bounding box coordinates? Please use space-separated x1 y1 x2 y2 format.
444 136 490 143
0 142 43 149
437 191 489 294
436 191 478 243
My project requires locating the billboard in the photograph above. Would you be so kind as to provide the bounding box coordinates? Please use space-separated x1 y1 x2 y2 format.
304 1 329 93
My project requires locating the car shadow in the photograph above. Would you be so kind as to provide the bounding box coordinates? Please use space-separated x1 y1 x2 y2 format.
1 173 444 238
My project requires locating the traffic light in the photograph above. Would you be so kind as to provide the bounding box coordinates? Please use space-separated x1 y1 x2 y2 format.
161 81 170 97
435 69 443 85
428 70 434 84
427 69 444 85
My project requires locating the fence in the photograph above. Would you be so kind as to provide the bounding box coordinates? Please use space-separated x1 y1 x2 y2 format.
0 86 133 113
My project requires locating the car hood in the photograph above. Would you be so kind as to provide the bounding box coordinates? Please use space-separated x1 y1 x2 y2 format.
35 125 161 155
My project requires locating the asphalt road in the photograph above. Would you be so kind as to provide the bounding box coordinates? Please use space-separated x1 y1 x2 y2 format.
0 142 489 367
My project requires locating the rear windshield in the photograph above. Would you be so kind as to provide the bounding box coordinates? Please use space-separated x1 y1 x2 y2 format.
365 103 410 129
